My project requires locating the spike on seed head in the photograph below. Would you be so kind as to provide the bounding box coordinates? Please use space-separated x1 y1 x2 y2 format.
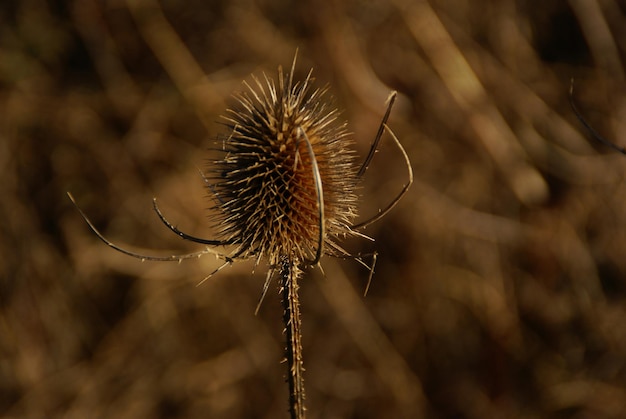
208 62 359 266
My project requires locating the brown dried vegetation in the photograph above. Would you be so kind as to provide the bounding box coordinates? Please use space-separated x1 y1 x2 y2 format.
2 0 626 418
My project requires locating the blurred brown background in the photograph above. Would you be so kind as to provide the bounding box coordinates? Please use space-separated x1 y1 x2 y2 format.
2 0 626 417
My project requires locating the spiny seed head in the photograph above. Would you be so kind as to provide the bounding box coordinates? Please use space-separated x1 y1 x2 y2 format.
207 65 359 265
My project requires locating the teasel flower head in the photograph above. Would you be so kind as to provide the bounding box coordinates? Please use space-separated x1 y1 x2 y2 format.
68 55 410 419
208 60 359 267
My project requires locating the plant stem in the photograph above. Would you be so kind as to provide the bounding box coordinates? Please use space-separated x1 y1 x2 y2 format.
279 255 306 419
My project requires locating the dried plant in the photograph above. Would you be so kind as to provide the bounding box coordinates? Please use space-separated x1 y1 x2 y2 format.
68 55 412 418
569 79 626 155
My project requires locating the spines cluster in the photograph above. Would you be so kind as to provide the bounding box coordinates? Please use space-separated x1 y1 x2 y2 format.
208 66 359 265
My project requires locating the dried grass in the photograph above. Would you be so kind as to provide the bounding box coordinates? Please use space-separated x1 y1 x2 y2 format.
2 0 626 417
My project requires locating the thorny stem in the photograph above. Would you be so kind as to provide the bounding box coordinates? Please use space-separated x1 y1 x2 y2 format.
279 255 306 419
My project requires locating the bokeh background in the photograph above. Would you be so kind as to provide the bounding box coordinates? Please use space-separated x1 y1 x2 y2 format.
2 0 626 417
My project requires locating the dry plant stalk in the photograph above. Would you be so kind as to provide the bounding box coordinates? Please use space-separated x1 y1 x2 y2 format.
68 55 412 419
280 258 305 418
569 80 626 155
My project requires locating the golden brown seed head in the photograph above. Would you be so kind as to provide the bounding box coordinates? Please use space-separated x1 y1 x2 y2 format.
208 66 359 265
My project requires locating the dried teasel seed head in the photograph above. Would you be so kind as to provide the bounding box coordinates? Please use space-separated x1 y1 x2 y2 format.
207 62 359 266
